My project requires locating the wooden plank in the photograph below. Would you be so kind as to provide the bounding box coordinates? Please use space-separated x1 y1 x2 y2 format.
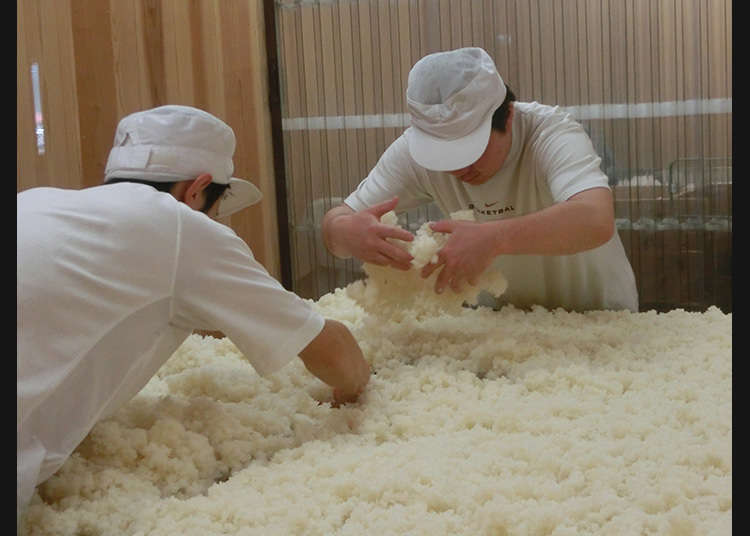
356 1 380 169
319 2 337 201
328 2 347 198
723 0 732 99
17 0 43 191
278 6 298 118
286 129 310 262
349 0 366 174
109 0 153 116
217 0 279 277
513 0 533 101
710 229 732 310
706 0 731 158
534 1 556 103
565 0 582 106
551 0 566 103
198 0 227 117
493 0 512 82
249 0 283 279
408 0 422 61
142 0 167 105
397 0 412 112
661 229 682 307
657 0 676 102
469 0 484 52
682 0 703 101
582 0 601 106
299 3 325 208
45 0 86 188
457 0 471 48
161 0 194 103
637 230 659 311
193 0 225 116
377 0 394 151
278 5 305 234
438 0 451 50
336 1 364 196
280 0 307 227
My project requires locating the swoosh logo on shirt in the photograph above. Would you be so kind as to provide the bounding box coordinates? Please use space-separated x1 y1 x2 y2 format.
484 202 498 207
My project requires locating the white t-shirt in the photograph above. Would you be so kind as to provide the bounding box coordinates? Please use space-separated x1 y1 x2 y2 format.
345 101 638 312
17 183 325 511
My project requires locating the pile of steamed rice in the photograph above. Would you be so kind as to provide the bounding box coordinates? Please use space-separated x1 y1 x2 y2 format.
20 215 731 535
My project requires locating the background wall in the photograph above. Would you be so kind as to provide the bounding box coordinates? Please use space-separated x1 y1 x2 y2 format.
274 0 732 313
17 0 281 278
17 0 733 313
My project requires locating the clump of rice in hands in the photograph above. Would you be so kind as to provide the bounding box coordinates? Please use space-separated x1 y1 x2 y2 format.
354 210 507 319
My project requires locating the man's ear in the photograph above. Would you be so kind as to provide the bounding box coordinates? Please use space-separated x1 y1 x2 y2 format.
181 173 213 211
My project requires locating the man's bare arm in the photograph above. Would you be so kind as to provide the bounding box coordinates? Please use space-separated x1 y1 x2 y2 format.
321 197 415 270
424 187 615 294
298 319 371 405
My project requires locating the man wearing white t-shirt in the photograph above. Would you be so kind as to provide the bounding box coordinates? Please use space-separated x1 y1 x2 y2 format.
17 105 370 517
323 47 638 313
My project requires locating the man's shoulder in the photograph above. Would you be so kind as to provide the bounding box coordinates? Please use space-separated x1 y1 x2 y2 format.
514 101 571 123
515 101 588 146
381 132 411 161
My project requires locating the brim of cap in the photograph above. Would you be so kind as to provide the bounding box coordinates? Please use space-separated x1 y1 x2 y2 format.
404 113 493 172
216 178 263 219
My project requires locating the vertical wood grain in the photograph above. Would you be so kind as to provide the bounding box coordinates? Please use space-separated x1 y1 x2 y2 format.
218 0 280 277
70 0 118 188
18 0 281 278
17 1 42 191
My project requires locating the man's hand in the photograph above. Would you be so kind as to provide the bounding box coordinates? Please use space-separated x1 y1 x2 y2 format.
322 197 415 271
299 319 371 406
420 220 501 294
332 386 364 407
419 188 616 295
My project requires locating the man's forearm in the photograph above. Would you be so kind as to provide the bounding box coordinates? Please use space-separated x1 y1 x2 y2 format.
299 319 370 397
491 189 615 257
321 205 355 259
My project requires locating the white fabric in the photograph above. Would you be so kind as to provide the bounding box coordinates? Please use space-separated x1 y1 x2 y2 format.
405 47 506 171
345 101 638 313
17 183 324 512
104 105 262 218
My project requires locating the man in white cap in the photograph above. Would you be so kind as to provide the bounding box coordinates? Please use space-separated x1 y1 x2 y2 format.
323 47 638 312
17 105 371 516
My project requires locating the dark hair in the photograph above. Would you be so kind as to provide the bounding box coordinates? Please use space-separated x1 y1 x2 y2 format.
490 84 517 133
202 182 231 213
106 178 230 214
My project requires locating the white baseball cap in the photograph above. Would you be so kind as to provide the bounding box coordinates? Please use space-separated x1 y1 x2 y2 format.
104 105 262 218
404 47 507 171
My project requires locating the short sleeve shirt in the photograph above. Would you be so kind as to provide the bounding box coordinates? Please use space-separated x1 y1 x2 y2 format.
17 183 324 507
345 102 638 313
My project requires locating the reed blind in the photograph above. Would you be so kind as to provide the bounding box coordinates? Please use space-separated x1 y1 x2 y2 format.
273 0 731 312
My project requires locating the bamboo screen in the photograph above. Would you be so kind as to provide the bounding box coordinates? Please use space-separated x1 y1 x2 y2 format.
273 0 731 312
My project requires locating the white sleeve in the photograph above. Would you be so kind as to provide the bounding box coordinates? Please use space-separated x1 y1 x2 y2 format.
533 114 610 202
344 135 434 212
171 208 325 376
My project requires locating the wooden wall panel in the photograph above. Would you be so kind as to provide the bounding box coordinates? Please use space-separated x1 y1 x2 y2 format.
70 0 119 189
109 0 154 114
18 0 83 192
17 0 280 278
17 2 42 191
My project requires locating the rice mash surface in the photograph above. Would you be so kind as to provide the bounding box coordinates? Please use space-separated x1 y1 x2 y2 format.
20 214 731 535
20 288 731 535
